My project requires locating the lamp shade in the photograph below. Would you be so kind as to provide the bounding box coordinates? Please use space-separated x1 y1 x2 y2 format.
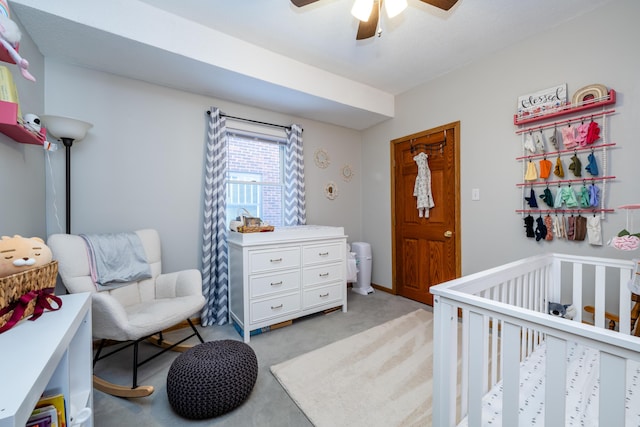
385 0 407 18
41 115 93 141
351 0 374 22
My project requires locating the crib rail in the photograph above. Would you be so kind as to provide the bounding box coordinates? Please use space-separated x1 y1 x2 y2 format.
431 253 638 427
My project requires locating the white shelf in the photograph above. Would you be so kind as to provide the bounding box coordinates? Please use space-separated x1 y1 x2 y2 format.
0 293 93 427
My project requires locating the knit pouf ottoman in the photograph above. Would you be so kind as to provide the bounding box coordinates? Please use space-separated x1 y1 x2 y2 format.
167 340 258 419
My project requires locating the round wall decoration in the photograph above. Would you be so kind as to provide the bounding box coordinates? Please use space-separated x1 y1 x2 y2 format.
341 164 354 182
571 84 608 106
324 181 338 200
314 148 330 169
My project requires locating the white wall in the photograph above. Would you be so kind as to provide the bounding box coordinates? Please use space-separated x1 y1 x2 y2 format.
0 18 45 238
43 62 363 273
362 0 640 289
11 0 639 290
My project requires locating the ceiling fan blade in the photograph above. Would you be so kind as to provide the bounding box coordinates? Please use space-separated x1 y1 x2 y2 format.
291 0 320 6
356 0 380 40
420 0 459 11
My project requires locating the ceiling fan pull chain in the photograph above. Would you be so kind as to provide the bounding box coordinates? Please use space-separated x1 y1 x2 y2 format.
377 0 383 37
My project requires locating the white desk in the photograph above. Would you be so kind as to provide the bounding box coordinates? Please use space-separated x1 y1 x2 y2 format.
0 293 93 427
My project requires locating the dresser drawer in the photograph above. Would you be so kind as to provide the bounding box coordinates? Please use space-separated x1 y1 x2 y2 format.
250 270 299 298
251 293 300 323
303 242 343 265
249 247 300 274
303 262 343 287
303 282 343 309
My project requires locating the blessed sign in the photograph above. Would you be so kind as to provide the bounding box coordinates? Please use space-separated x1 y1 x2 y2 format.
517 84 567 117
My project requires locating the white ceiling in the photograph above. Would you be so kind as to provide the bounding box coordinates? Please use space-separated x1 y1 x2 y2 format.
10 0 613 130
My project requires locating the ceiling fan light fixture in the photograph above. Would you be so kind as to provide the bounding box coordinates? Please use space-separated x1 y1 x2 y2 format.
351 0 374 22
385 0 408 18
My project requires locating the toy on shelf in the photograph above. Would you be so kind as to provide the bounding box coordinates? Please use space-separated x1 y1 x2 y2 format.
0 100 46 145
0 235 60 334
0 1 35 81
0 235 52 278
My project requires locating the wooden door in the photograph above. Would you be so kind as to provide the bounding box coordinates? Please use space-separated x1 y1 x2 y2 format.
391 122 460 305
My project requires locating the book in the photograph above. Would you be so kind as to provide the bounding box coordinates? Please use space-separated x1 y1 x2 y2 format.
232 319 292 337
0 65 20 118
27 404 57 427
36 393 67 427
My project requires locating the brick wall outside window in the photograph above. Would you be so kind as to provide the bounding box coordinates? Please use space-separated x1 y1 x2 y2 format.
227 134 284 226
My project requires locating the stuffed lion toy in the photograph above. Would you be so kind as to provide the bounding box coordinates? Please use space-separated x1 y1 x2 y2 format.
0 235 52 278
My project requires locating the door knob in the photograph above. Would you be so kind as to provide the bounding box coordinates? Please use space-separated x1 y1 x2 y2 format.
444 230 453 238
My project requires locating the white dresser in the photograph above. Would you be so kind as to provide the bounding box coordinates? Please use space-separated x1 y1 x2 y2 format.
228 225 347 342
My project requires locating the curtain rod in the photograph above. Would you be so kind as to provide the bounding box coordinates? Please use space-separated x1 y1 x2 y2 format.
206 110 300 132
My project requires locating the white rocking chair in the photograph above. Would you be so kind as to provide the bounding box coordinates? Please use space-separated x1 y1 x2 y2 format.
48 229 205 398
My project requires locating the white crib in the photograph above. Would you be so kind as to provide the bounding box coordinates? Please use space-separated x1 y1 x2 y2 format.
431 253 640 426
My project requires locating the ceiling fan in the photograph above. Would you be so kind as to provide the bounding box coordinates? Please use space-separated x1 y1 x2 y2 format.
291 0 459 40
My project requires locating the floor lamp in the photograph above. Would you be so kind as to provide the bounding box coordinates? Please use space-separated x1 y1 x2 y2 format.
41 115 93 234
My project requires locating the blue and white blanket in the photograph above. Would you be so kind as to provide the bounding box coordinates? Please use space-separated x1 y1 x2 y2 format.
80 232 152 290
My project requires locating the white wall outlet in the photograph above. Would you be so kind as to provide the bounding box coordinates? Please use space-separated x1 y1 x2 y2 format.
472 188 480 201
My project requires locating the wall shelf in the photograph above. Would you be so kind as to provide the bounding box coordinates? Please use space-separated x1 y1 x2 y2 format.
516 208 615 214
516 143 617 161
0 100 46 145
516 175 616 187
0 42 17 64
513 89 616 126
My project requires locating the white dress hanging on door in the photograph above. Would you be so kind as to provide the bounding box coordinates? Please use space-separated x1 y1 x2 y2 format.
413 152 435 218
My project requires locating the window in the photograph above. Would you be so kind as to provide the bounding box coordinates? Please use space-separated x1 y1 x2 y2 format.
226 130 285 227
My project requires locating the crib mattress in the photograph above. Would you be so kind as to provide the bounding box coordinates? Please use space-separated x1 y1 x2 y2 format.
458 341 640 426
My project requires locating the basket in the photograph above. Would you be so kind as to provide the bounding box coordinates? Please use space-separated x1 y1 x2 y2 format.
237 225 275 233
0 261 61 333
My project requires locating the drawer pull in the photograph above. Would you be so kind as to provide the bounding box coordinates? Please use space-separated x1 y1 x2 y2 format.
270 258 283 263
319 293 330 298
270 281 283 286
319 252 329 256
271 304 283 310
319 272 330 277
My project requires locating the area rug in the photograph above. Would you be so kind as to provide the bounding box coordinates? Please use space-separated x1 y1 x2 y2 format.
270 309 434 427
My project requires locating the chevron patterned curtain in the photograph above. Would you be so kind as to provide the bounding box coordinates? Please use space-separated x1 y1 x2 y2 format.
201 108 229 326
284 124 306 226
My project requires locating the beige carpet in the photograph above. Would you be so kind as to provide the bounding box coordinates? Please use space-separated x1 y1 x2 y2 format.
270 309 434 427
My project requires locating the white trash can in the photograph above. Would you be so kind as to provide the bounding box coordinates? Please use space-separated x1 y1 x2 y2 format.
351 242 374 295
